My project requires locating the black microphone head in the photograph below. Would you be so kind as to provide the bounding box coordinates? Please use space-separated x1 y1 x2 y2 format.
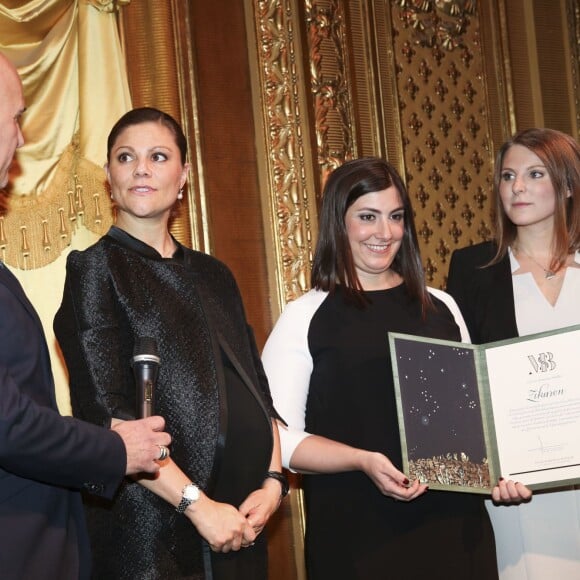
132 337 160 365
133 337 159 418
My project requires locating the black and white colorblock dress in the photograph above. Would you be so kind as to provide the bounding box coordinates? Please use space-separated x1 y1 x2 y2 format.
263 283 497 580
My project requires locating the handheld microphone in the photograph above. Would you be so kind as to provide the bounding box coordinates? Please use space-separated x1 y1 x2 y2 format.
132 337 160 418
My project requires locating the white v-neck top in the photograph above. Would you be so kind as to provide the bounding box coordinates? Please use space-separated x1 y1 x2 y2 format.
509 249 580 335
486 248 580 580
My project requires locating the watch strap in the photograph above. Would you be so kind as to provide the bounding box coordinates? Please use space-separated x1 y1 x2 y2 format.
176 484 199 514
265 470 289 497
176 496 191 514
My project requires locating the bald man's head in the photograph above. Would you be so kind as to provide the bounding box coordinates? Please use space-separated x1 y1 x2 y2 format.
0 53 25 189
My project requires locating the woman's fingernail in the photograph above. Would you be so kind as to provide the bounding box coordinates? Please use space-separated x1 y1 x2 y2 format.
403 478 409 485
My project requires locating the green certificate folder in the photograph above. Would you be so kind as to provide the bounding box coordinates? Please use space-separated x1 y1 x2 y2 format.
389 324 580 494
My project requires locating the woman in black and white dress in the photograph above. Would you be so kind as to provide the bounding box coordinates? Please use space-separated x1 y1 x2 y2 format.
263 157 510 579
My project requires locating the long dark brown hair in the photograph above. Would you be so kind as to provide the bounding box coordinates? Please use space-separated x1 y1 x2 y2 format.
491 128 580 271
311 157 432 311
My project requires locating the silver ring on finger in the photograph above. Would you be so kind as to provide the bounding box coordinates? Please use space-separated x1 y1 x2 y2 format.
157 445 169 461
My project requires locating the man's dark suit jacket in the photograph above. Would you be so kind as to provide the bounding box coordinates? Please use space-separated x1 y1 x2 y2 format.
447 241 519 343
0 264 126 579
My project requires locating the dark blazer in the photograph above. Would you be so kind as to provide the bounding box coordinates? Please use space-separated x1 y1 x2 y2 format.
446 241 519 343
0 264 126 580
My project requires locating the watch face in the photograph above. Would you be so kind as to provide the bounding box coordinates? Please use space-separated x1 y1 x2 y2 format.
183 484 200 501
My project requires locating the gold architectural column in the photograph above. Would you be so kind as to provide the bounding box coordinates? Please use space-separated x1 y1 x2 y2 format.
500 0 579 138
246 0 320 316
118 0 201 251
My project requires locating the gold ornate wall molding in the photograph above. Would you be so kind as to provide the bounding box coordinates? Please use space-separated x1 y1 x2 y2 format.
247 0 319 311
249 1 522 292
305 0 356 185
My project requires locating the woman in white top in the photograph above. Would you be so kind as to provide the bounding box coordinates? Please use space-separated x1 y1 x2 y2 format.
447 127 580 579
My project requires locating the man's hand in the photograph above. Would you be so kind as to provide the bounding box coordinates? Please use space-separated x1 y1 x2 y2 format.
112 416 171 475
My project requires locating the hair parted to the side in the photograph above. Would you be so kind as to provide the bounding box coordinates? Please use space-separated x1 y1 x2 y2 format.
311 157 432 311
491 128 580 272
106 107 188 165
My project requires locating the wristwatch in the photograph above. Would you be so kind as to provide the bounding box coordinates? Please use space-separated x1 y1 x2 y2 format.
265 470 289 498
176 483 200 514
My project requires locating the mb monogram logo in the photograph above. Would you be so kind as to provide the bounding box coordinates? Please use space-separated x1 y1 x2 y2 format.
527 352 556 374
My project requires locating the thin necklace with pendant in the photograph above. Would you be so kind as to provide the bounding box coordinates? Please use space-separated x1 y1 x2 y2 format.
516 247 557 279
